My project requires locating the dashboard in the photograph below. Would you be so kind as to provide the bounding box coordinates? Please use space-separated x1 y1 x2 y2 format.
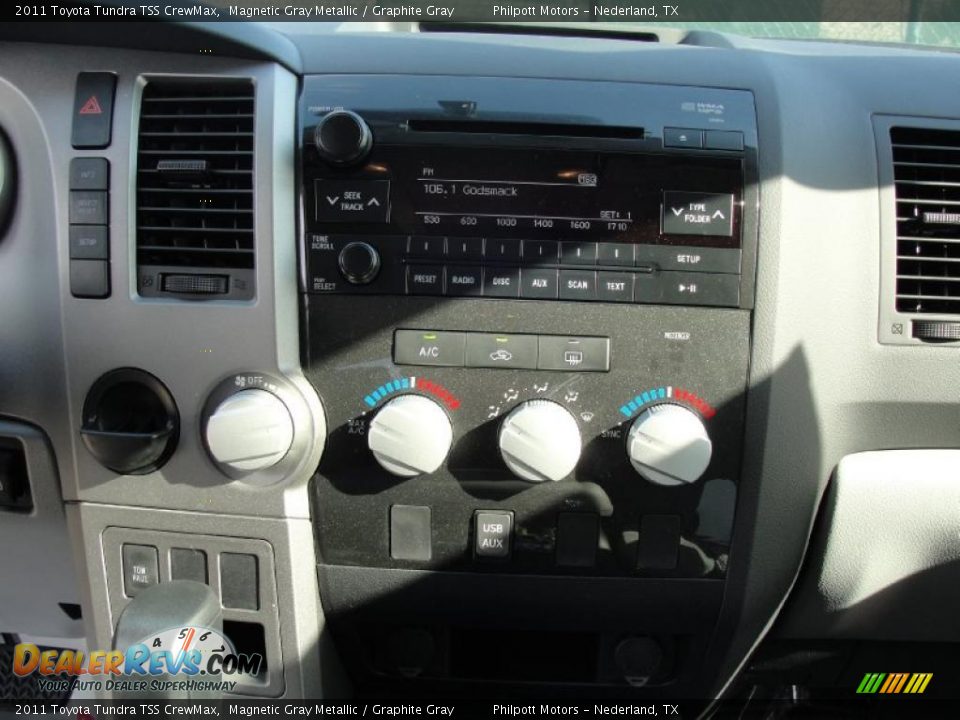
2 19 960 706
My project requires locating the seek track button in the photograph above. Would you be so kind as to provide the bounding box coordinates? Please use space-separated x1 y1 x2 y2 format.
315 179 390 223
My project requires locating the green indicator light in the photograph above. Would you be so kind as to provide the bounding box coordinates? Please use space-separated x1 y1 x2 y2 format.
496 337 509 343
422 333 437 340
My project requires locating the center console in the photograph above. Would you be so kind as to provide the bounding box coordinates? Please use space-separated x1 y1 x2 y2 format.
301 75 758 695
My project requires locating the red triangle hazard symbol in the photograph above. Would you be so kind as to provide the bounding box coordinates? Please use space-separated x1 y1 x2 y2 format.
79 95 102 115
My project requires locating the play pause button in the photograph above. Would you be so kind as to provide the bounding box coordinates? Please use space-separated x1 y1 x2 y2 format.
474 510 513 560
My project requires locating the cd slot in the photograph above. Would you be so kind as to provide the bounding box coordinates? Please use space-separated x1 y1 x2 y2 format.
406 118 645 139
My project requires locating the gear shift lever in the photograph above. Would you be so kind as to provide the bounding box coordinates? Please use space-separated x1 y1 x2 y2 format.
113 580 222 700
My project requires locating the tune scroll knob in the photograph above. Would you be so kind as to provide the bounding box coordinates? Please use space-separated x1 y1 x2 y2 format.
204 389 295 474
627 404 712 486
498 400 582 483
313 110 372 166
338 241 380 285
368 395 453 477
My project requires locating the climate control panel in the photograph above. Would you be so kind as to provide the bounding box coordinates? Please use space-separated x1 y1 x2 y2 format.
306 296 748 579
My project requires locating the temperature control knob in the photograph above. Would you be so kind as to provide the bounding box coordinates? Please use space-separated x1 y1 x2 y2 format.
313 110 372 166
368 395 453 477
205 389 295 474
627 404 712 486
498 400 582 483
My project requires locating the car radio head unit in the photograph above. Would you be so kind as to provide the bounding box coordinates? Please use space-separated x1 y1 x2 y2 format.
300 75 758 309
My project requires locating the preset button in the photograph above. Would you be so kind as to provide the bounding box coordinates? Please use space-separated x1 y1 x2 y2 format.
407 265 444 295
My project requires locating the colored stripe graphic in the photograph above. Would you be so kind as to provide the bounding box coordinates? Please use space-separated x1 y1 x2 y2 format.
857 672 931 694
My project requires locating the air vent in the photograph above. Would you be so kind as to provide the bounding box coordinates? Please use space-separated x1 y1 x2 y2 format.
136 78 255 300
892 126 960 315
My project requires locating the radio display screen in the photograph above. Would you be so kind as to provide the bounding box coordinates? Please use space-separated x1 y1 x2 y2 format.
308 146 744 249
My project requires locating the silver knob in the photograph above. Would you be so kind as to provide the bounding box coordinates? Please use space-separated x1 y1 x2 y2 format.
204 389 294 474
368 395 453 477
627 404 712 486
498 400 582 483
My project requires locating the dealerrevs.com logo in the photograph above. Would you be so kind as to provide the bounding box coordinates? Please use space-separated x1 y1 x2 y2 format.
13 626 262 694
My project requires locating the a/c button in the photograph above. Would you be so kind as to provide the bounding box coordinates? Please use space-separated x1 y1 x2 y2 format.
394 330 466 367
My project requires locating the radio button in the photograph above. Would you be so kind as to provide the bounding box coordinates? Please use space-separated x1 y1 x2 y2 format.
466 333 538 370
597 242 634 267
407 265 444 295
522 240 560 266
662 191 734 237
636 245 741 274
537 336 610 372
521 268 559 300
407 236 445 259
394 330 466 367
483 267 520 298
446 266 483 296
448 237 483 261
484 239 521 263
597 272 634 303
561 241 598 265
559 270 597 301
660 272 740 307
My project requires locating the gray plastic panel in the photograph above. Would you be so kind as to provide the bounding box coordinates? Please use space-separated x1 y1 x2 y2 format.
0 43 324 519
779 450 960 642
69 502 348 699
103 528 283 697
0 421 82 637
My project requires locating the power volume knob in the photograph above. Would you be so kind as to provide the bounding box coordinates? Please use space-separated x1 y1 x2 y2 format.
204 389 295 474
498 400 582 483
627 404 712 486
314 110 372 166
338 241 380 285
368 395 453 477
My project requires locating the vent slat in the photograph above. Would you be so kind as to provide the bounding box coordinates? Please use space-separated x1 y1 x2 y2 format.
892 125 960 316
136 79 255 277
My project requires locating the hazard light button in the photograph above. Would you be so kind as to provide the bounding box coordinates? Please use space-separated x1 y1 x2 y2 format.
72 73 117 149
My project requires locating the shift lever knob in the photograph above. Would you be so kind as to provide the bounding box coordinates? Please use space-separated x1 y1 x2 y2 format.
113 580 223 700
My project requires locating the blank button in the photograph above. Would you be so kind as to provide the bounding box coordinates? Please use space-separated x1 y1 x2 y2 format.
171 548 207 583
637 515 681 570
220 553 259 610
390 505 432 561
556 513 599 567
